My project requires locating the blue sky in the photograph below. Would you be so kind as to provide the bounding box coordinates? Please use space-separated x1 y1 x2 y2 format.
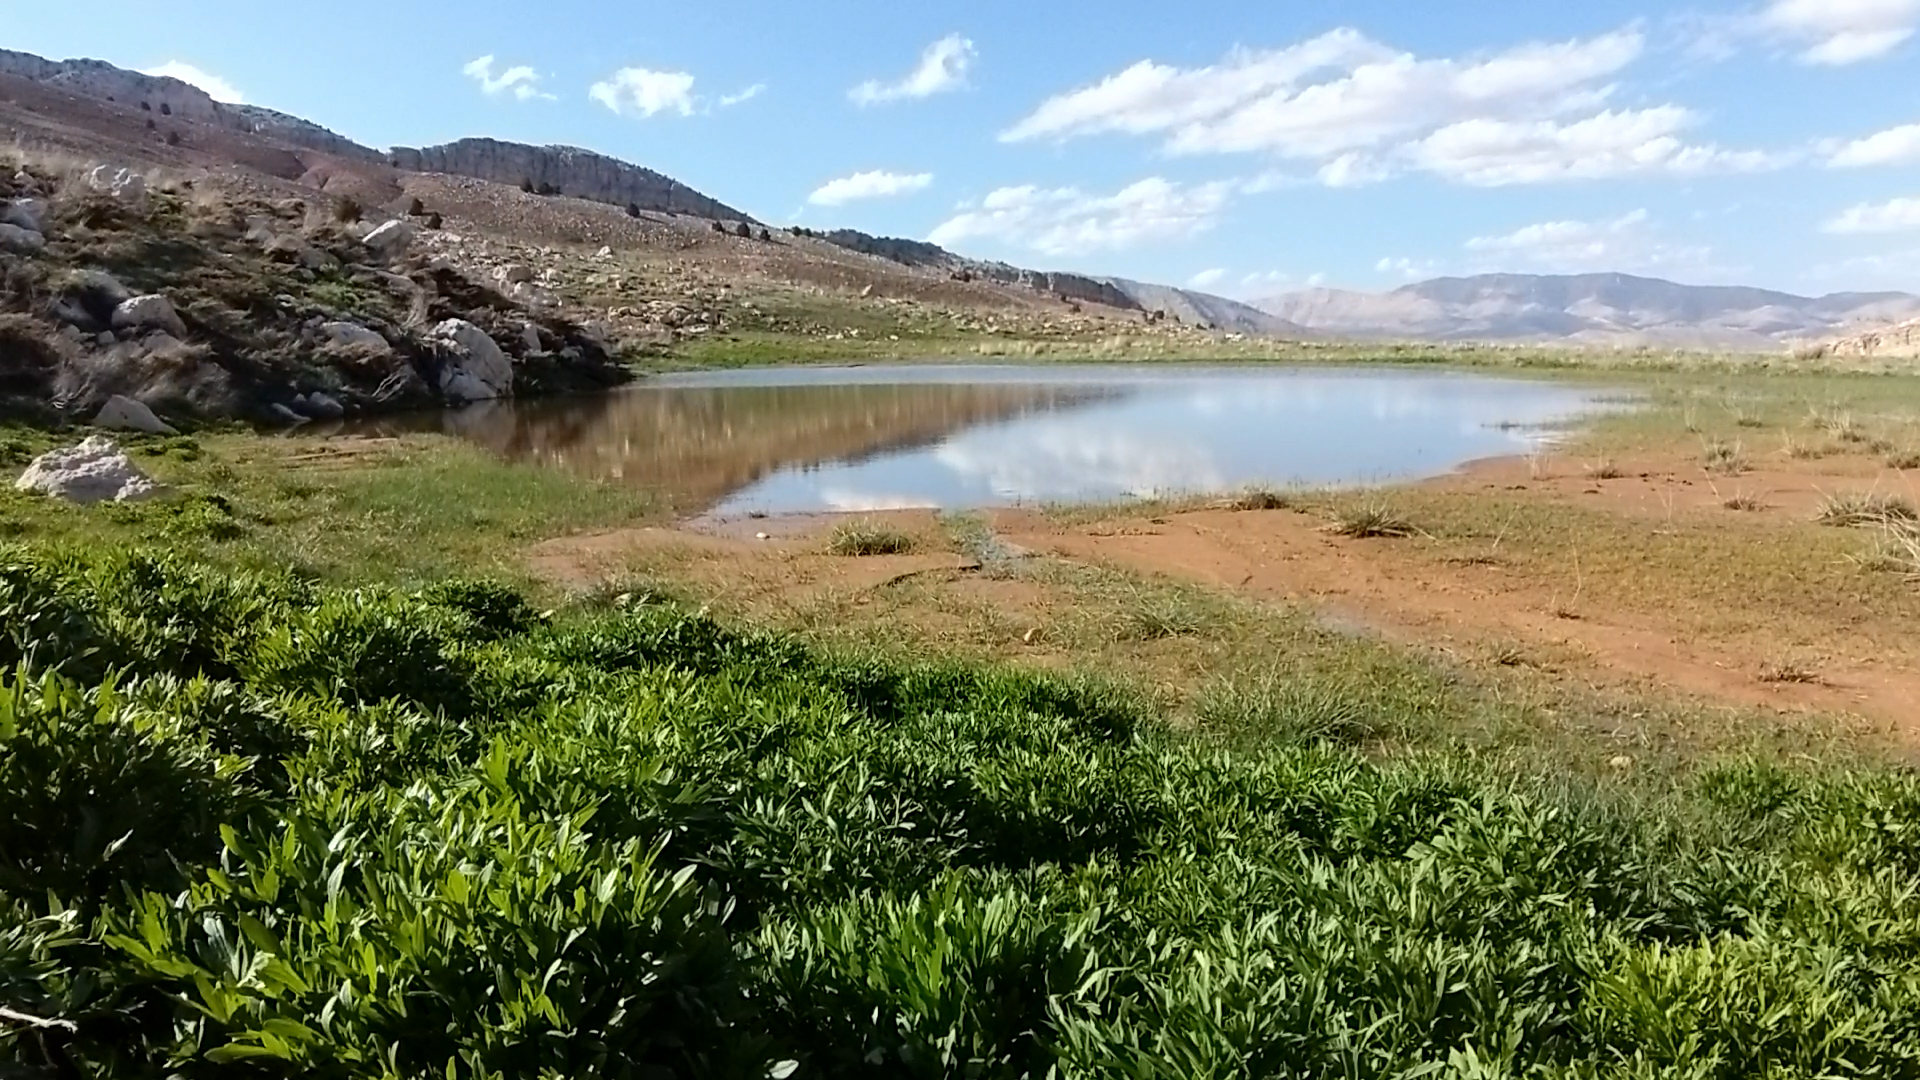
9 0 1920 296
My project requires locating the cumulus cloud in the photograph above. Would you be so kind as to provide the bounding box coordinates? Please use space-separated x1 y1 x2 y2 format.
140 61 245 104
1464 209 1716 273
1825 197 1920 234
1000 27 1781 187
1375 257 1439 280
1829 122 1920 167
462 56 553 102
808 170 934 207
851 34 975 106
719 83 767 108
928 178 1235 258
590 67 699 117
1760 0 1919 63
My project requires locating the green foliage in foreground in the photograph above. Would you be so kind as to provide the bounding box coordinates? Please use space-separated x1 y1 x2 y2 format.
2 547 1919 1078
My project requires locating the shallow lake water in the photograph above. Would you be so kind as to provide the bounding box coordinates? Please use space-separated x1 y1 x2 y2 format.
372 365 1627 515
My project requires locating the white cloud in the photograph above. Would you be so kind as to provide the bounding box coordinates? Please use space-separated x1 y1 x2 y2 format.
1829 123 1920 167
999 27 1782 187
1188 268 1228 289
1410 108 1792 187
1464 208 1717 274
851 34 975 106
1825 197 1920 234
1241 270 1324 292
928 177 1235 258
1805 247 1920 289
140 61 245 104
719 83 766 108
1376 257 1439 280
808 170 934 207
590 67 699 117
462 56 553 102
1760 0 1919 63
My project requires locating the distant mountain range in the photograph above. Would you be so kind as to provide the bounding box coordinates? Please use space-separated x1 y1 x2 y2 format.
0 46 1912 351
1253 273 1920 349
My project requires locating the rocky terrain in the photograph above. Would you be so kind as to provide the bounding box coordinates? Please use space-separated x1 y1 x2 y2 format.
1801 316 1920 360
1255 273 1920 350
389 140 750 222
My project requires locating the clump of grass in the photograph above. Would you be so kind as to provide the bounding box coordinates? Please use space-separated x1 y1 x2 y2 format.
1757 660 1821 685
1194 675 1392 746
1327 500 1419 539
1814 490 1919 528
1585 458 1625 480
1116 589 1212 641
1226 486 1294 512
1813 409 1868 444
1721 490 1767 512
1782 434 1828 461
1701 438 1748 474
1726 401 1766 428
827 521 916 556
1885 449 1920 471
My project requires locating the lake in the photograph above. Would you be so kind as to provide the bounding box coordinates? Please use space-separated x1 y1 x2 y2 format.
371 365 1626 514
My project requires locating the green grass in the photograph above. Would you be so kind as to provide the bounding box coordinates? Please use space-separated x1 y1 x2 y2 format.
3 546 1920 1076
826 521 916 556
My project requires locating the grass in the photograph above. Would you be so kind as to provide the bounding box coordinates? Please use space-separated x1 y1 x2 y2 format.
1225 486 1295 511
1757 659 1823 685
826 521 916 556
1701 437 1748 474
1327 500 1420 538
1584 457 1625 480
4 547 1920 1075
1813 490 1920 528
1886 449 1920 471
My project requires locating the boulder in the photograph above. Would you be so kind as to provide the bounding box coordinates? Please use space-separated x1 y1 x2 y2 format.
430 318 513 402
519 323 544 354
92 394 178 435
15 436 160 504
319 320 392 354
495 263 533 285
85 165 148 210
362 219 416 257
267 403 309 426
0 198 45 233
0 223 44 254
50 271 133 333
111 294 188 338
297 245 340 272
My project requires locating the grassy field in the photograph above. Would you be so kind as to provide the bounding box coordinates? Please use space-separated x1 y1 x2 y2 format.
5 358 1920 1073
4 547 1919 1076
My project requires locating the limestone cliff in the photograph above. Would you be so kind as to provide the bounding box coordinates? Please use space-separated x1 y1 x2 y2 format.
389 139 750 222
0 49 223 123
820 229 1142 312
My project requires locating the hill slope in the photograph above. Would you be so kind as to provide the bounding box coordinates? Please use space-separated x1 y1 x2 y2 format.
1256 273 1920 348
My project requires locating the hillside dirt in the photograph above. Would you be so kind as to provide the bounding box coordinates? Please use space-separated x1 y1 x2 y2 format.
523 447 1920 743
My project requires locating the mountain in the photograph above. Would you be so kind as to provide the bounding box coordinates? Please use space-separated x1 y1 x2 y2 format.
1096 278 1304 337
1255 273 1920 349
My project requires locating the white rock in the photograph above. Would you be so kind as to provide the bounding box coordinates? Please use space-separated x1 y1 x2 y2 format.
362 219 415 257
15 436 160 504
111 294 188 338
430 318 513 403
92 394 178 435
495 263 533 285
85 165 148 210
1 199 45 234
595 246 612 259
303 391 346 419
319 321 391 354
0 223 44 253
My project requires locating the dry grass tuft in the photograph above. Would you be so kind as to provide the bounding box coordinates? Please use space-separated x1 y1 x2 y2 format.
1757 660 1821 685
1226 487 1295 512
1701 438 1748 474
827 522 916 557
1585 458 1625 480
1326 501 1419 539
1814 491 1919 529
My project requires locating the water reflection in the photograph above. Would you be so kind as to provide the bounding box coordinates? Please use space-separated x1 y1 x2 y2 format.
356 365 1625 514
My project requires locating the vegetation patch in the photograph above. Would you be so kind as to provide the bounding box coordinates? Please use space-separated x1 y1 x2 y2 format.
1814 490 1919 528
827 521 916 557
2 548 1919 1075
1327 500 1420 538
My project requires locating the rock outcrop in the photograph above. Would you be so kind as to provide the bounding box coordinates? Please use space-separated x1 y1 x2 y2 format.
1805 317 1920 360
819 228 1144 313
93 394 178 435
111 295 188 338
388 139 750 221
430 318 514 403
0 49 222 123
15 436 160 504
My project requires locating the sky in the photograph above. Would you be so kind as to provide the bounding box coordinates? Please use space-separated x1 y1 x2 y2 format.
9 0 1920 297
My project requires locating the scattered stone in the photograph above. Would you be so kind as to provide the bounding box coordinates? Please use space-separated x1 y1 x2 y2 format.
859 285 874 299
430 318 514 402
595 246 613 259
319 321 391 353
15 436 160 504
362 219 416 257
496 263 533 285
0 223 44 254
111 294 188 338
0 198 45 233
297 245 339 272
92 394 178 435
85 165 148 210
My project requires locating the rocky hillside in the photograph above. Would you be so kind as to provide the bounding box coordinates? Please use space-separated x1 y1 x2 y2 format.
389 140 750 223
1099 278 1306 337
1803 316 1920 360
1255 273 1920 349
